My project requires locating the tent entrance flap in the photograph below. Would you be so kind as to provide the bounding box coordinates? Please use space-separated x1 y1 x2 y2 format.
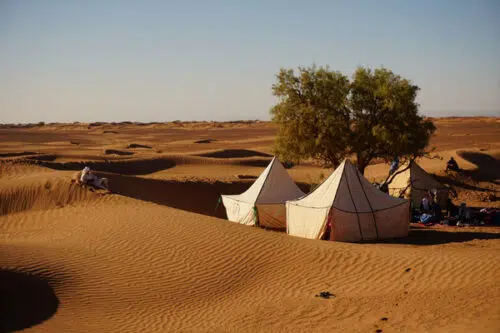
320 208 334 240
221 196 256 226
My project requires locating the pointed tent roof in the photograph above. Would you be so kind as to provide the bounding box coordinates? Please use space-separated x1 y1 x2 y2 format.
288 159 407 212
223 157 304 205
390 161 446 191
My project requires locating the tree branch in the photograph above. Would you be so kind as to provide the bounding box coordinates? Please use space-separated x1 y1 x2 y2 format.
382 155 417 187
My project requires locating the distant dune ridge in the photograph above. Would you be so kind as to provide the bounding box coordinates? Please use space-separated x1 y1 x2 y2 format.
0 117 499 332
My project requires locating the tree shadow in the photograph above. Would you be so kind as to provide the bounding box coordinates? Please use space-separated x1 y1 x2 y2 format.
376 227 500 246
0 270 59 333
458 151 500 185
434 174 492 192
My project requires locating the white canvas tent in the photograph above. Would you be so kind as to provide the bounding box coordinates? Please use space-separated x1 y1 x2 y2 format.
286 159 410 242
388 161 449 208
221 157 304 229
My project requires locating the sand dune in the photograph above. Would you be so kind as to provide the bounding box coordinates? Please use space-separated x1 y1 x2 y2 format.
0 167 101 216
24 153 273 176
2 197 498 332
1 118 499 332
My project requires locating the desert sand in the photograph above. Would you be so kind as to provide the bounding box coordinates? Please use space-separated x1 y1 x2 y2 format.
1 117 499 333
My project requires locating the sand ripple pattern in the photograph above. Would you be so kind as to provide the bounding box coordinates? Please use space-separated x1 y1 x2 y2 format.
1 192 499 332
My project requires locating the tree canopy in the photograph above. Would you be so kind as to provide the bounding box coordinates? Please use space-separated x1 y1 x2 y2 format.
270 65 436 174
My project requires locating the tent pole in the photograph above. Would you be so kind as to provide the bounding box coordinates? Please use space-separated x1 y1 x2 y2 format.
354 171 379 240
344 170 364 240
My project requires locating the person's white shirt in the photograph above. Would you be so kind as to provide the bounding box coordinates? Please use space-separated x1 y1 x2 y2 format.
80 167 96 183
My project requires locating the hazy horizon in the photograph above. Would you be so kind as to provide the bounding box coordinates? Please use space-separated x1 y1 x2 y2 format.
1 0 499 123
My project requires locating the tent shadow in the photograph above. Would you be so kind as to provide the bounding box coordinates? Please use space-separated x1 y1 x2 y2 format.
373 227 500 246
0 270 59 333
457 151 500 185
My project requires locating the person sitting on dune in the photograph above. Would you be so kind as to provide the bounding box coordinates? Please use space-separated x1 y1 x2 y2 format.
80 166 109 190
446 157 459 172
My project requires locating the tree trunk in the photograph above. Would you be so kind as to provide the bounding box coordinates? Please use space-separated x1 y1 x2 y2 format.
356 155 368 175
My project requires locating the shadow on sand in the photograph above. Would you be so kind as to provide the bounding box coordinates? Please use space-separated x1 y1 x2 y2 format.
196 149 272 159
37 157 177 175
95 169 499 247
26 153 272 175
458 151 500 185
0 270 59 333
375 226 500 246
106 174 250 218
0 151 40 158
104 173 310 219
434 174 492 193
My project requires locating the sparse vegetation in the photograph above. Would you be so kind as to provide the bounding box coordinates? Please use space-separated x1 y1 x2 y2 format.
271 65 436 174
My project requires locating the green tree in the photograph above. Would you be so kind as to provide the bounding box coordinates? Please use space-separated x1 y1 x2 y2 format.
271 65 351 167
271 65 436 174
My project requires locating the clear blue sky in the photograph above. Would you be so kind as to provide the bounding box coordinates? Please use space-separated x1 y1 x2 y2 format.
1 0 499 123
